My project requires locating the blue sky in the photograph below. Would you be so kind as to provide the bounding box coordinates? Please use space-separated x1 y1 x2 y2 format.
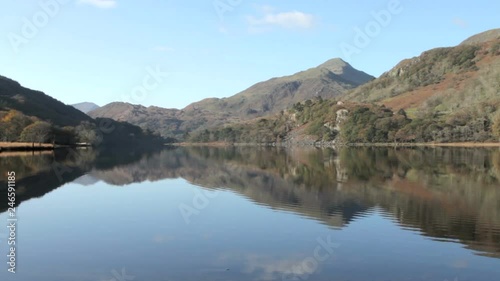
1 0 499 109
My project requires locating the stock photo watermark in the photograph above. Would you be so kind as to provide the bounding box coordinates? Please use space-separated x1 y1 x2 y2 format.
282 235 340 281
213 0 243 22
8 0 72 54
5 171 17 274
339 0 405 61
179 188 218 225
121 65 170 104
105 268 135 281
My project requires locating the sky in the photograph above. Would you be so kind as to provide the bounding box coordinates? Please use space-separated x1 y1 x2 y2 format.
1 0 499 109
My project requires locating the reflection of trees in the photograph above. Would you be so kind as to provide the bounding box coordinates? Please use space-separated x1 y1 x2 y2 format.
88 146 500 258
1 146 499 258
0 149 98 213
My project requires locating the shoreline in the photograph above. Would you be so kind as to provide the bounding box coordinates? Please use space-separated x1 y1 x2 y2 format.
0 142 55 152
173 142 500 148
4 141 498 151
0 142 91 153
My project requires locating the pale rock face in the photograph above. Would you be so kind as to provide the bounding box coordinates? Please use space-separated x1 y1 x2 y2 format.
323 122 335 131
334 109 349 131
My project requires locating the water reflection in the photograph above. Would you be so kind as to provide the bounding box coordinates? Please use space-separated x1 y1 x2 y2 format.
1 146 500 261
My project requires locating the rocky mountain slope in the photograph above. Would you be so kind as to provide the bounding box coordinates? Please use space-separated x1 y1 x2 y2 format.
193 29 500 144
89 58 373 140
184 58 373 117
344 29 500 117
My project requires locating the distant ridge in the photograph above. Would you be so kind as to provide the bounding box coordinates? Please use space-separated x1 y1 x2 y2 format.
72 102 100 114
460 28 500 45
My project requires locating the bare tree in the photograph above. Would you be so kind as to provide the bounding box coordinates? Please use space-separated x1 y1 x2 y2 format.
20 121 52 146
76 121 98 145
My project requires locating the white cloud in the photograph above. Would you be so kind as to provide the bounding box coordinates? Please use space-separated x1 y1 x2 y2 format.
216 252 314 281
78 0 117 9
247 8 316 31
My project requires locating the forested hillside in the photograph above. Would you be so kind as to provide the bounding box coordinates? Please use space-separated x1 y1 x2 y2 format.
0 76 164 146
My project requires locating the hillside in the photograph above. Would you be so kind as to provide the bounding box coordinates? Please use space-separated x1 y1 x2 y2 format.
0 76 164 146
0 75 93 126
72 102 100 114
344 29 500 117
183 58 372 117
192 29 500 144
89 58 373 140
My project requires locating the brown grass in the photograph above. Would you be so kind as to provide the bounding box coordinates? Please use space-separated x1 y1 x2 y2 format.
382 71 469 111
0 142 54 148
383 41 499 111
0 142 55 153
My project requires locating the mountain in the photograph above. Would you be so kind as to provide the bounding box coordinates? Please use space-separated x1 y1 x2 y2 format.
0 76 165 146
0 75 93 126
344 29 500 113
183 58 373 117
89 58 373 140
72 102 100 114
192 29 500 144
88 102 184 138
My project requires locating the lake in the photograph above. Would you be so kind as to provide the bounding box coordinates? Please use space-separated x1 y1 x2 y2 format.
0 146 499 281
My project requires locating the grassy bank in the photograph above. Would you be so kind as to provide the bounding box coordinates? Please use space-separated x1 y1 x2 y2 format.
175 142 500 148
0 142 56 152
346 142 500 147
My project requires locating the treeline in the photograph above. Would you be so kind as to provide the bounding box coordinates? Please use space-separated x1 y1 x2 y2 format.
0 110 166 146
341 103 500 143
189 98 500 144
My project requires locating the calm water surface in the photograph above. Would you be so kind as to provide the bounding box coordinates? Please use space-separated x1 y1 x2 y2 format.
0 146 499 281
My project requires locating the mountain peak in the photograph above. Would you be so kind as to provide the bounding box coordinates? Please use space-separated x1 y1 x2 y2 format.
460 28 500 45
317 58 374 85
318 58 349 73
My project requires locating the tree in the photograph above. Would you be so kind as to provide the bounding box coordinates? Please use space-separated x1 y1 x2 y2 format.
76 121 98 144
493 111 500 141
19 121 52 144
0 110 33 141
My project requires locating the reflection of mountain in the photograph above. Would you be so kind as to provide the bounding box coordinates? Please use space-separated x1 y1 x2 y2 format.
1 146 499 258
88 146 500 258
0 146 161 213
72 174 100 186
